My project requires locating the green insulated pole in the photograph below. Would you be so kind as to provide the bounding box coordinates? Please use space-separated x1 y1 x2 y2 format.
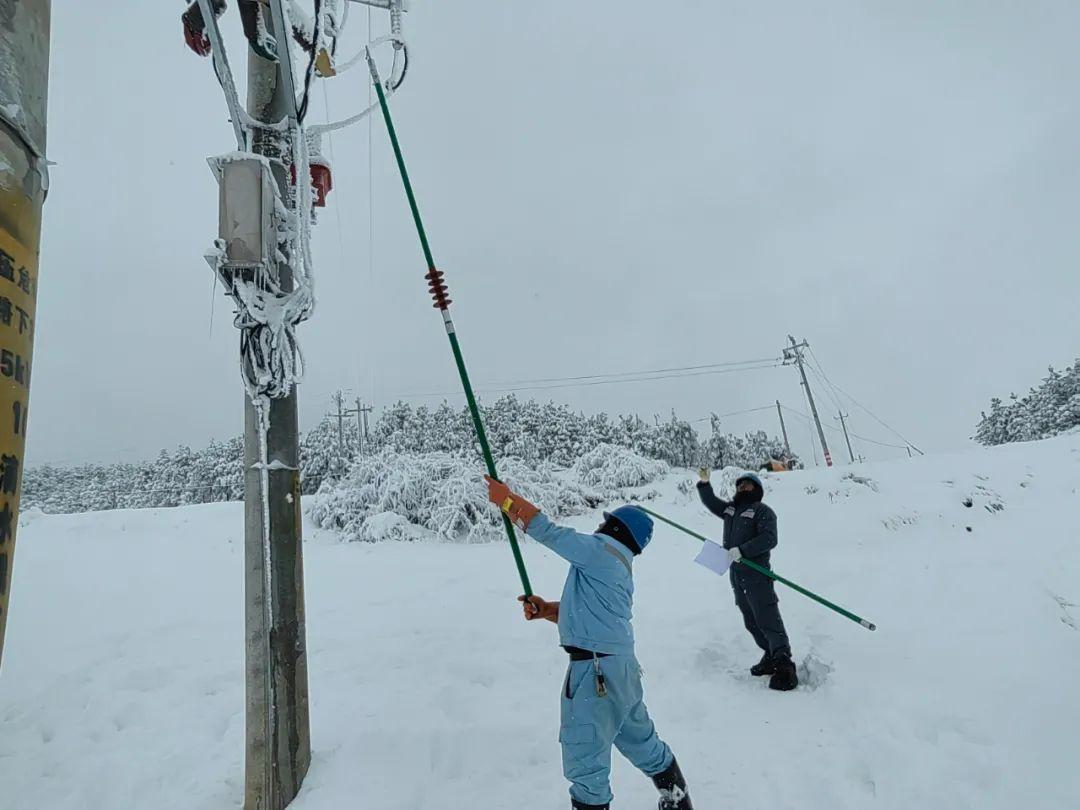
638 507 876 631
366 51 532 596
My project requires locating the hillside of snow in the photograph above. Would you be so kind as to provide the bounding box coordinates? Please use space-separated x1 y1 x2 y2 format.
2 435 1079 809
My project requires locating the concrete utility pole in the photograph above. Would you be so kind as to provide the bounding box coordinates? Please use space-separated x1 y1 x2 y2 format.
242 11 310 808
836 411 856 464
0 0 50 669
331 391 347 451
784 336 833 468
775 400 792 458
355 398 373 455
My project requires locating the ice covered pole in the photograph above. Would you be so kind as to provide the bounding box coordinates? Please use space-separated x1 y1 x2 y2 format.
241 10 311 809
639 507 877 631
365 50 533 597
0 0 51 669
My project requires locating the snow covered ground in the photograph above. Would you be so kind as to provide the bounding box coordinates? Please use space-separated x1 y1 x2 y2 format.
2 435 1079 809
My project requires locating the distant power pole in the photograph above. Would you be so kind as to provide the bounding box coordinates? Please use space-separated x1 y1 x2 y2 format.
775 400 792 457
836 411 856 463
330 392 347 451
354 398 373 455
783 336 833 467
0 0 51 669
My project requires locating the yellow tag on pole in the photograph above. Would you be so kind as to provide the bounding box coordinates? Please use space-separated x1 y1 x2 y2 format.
0 221 37 662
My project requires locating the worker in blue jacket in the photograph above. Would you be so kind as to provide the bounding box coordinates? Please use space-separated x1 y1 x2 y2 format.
486 477 693 810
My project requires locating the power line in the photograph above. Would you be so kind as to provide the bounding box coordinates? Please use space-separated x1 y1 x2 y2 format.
460 362 782 397
806 348 924 454
692 405 776 423
454 356 781 390
781 405 909 451
805 360 845 414
399 358 783 399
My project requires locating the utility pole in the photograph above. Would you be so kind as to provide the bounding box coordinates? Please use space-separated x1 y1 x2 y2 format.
836 411 856 463
353 397 373 455
331 391 347 451
775 400 792 458
0 0 51 669
242 10 309 808
783 336 833 467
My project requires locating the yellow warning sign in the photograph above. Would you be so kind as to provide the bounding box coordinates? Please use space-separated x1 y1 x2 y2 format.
0 220 38 662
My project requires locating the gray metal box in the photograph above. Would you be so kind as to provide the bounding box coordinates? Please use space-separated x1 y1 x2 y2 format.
216 156 277 269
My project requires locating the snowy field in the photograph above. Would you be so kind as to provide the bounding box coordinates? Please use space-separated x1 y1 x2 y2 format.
2 436 1079 809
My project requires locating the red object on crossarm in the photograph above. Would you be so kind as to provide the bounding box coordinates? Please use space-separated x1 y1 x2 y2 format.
310 159 333 207
182 7 212 56
289 159 334 208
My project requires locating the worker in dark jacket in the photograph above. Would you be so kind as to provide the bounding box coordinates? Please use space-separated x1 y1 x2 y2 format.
696 470 797 691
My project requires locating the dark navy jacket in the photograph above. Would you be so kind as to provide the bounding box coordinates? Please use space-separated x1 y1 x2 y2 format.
695 482 778 565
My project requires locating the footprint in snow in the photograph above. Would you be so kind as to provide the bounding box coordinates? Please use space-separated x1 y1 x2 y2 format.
796 652 833 691
696 640 835 691
693 643 753 682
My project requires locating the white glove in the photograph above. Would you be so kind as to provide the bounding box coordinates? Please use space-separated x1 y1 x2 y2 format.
727 547 742 563
698 468 710 482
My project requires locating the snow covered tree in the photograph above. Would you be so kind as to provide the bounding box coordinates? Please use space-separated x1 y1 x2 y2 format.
301 415 358 494
975 357 1080 445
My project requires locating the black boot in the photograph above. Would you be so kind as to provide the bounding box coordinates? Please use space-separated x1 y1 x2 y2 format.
750 652 777 676
652 757 693 810
768 654 798 691
571 800 609 810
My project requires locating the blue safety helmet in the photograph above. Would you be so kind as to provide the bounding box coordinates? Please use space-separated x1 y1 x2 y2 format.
602 505 654 554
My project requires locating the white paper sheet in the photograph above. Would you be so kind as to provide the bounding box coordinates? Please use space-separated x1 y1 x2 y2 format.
694 539 731 577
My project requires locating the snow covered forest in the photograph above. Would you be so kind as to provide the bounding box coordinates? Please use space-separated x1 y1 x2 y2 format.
22 396 794 518
974 357 1080 445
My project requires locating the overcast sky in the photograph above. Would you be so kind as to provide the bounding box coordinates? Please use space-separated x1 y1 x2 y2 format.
29 1 1080 467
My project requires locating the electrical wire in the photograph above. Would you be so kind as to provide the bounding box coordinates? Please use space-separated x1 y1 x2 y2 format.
692 405 776 423
469 363 782 396
298 0 323 121
403 361 783 400
781 405 909 451
806 347 924 454
367 0 376 409
322 82 349 269
805 360 845 415
457 357 782 391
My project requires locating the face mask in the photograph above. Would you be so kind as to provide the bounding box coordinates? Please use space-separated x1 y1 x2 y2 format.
733 489 758 506
597 517 642 556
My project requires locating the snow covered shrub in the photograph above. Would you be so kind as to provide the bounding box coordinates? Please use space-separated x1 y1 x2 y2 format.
975 358 1080 445
308 450 597 544
573 444 669 493
702 418 796 471
707 467 764 498
22 394 792 515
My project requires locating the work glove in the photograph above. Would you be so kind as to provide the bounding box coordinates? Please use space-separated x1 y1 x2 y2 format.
727 546 743 564
698 468 710 483
518 595 558 622
485 476 540 531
